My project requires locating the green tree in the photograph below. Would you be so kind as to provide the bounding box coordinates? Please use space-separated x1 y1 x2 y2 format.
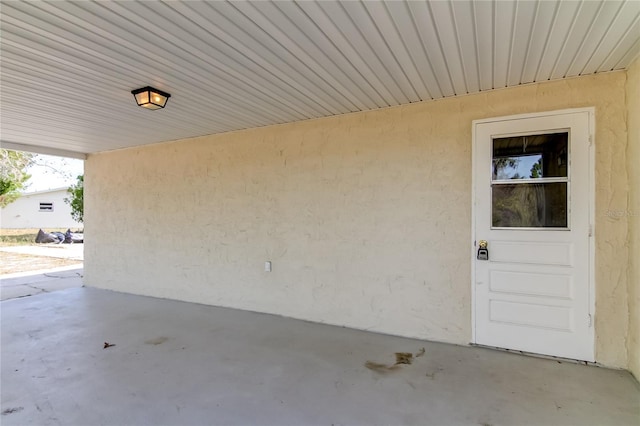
493 157 519 179
530 157 543 178
0 149 34 207
65 174 84 223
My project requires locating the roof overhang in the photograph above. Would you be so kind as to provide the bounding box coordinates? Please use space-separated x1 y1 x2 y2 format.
1 0 638 156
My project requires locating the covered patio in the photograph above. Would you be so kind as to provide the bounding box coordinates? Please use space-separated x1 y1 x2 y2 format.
1 1 639 424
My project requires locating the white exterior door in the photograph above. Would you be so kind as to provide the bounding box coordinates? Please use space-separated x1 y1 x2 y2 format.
472 109 594 362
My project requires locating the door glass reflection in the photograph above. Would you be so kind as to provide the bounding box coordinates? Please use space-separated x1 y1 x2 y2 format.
491 132 569 229
493 133 568 180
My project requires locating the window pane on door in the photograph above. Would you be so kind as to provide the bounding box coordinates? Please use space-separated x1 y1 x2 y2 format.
492 183 568 228
492 133 568 180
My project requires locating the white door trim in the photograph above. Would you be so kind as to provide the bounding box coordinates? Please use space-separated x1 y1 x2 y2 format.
470 107 596 358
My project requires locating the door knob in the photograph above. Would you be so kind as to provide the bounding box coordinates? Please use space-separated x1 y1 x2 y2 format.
477 240 489 260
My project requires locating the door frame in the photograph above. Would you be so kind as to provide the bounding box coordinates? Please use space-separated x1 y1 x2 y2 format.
470 107 596 353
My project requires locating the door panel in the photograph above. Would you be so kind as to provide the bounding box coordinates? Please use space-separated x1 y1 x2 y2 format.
489 241 573 265
489 270 573 299
489 300 572 331
473 110 594 361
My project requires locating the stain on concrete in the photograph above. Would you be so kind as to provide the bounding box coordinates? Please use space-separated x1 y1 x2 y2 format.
395 352 413 365
366 348 427 374
426 367 444 379
145 337 168 345
364 361 401 374
2 407 24 415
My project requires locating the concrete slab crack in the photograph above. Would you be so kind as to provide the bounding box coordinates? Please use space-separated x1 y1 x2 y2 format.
25 284 48 293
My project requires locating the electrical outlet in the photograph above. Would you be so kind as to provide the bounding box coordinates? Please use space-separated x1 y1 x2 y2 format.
264 261 272 272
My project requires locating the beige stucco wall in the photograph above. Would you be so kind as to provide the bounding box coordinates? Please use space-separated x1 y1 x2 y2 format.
626 57 640 380
85 71 630 368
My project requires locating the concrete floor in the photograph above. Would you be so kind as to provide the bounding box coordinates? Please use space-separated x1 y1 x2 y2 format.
0 242 84 300
1 288 638 426
0 267 84 301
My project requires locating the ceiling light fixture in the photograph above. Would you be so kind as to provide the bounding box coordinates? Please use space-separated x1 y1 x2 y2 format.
131 86 171 110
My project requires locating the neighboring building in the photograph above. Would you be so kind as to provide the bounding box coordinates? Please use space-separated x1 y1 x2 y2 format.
0 188 82 229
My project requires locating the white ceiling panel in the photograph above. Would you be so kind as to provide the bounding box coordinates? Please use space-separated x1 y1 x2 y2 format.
450 0 480 93
1 0 638 156
507 0 537 87
428 1 469 95
470 1 494 91
492 0 516 89
585 0 640 74
536 0 582 81
550 0 602 79
407 1 456 96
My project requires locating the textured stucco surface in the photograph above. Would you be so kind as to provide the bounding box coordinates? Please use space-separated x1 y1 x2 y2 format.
626 57 640 380
86 71 630 368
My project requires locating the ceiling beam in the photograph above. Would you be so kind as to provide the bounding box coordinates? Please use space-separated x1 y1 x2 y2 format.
0 140 87 160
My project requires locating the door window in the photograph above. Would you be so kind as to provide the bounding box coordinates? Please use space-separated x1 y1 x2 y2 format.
491 132 569 228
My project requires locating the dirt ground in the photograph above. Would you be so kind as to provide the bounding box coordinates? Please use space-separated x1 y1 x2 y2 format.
0 229 84 275
0 251 82 275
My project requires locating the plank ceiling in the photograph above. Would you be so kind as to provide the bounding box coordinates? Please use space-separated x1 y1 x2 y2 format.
1 0 639 157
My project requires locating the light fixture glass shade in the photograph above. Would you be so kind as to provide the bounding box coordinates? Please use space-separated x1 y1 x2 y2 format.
131 86 171 110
